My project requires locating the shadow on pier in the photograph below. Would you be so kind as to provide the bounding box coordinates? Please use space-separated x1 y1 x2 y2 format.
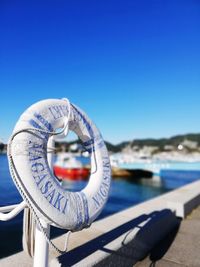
57 209 181 267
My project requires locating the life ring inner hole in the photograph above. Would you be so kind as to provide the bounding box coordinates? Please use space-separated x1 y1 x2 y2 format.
52 129 91 189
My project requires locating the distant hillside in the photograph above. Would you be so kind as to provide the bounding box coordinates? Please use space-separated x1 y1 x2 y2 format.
55 133 200 153
104 141 120 153
112 133 200 153
0 143 7 154
131 134 200 148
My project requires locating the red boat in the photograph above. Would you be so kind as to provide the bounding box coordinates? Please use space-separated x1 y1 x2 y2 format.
54 154 90 181
54 166 89 181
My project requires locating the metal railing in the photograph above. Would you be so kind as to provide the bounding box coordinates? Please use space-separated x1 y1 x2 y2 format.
0 201 27 221
0 136 54 267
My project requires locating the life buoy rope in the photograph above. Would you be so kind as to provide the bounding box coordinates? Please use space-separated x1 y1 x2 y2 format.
7 98 111 254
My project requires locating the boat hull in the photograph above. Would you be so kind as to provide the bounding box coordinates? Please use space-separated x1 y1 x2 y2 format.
112 167 153 179
54 166 90 181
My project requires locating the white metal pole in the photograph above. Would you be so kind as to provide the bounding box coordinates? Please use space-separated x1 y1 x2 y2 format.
33 136 54 267
33 219 50 267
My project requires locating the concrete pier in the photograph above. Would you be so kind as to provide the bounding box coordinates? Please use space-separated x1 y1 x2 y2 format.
136 206 200 267
1 180 200 267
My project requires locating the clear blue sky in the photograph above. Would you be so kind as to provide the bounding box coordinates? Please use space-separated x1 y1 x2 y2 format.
0 0 200 144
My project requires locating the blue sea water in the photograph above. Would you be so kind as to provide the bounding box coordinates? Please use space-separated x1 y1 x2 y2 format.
0 154 199 259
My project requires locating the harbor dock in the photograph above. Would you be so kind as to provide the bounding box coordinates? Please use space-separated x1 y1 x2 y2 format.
1 180 200 267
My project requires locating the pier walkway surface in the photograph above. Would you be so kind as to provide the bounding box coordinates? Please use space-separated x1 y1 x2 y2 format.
1 180 200 267
94 206 200 267
136 205 200 267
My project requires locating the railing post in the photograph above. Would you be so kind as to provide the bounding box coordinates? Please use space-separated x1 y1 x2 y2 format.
33 219 50 267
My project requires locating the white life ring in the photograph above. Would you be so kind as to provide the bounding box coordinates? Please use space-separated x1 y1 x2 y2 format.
8 99 111 230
